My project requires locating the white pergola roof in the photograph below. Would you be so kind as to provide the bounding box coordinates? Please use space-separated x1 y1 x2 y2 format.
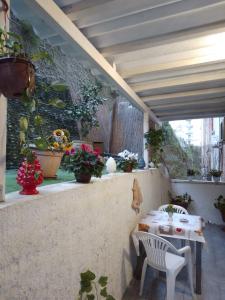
11 0 225 122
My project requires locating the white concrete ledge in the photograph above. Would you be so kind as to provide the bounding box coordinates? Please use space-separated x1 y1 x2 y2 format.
0 169 170 300
172 179 225 185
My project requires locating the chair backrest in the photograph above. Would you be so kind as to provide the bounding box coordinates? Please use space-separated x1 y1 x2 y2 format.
136 231 178 271
158 204 188 215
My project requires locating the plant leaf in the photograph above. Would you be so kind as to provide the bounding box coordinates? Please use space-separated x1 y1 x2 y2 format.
34 137 48 150
106 295 115 300
19 117 28 131
19 131 26 144
80 270 96 282
31 51 53 63
51 82 68 92
98 276 108 287
48 98 66 109
100 287 108 297
34 115 43 127
87 294 95 300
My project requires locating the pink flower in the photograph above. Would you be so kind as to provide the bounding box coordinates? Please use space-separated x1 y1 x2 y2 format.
70 148 75 154
65 150 70 155
81 144 92 153
93 147 101 156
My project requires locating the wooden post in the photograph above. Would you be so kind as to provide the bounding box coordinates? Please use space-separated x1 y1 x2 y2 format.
143 111 149 168
0 0 9 202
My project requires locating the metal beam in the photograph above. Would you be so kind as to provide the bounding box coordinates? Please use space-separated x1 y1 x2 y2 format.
150 97 225 110
131 70 225 93
21 0 159 123
160 111 225 121
142 87 225 104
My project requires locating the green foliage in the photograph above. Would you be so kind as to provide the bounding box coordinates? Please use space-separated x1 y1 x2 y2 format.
78 270 115 300
169 191 193 207
144 127 164 165
187 169 196 176
214 195 225 210
165 204 176 213
19 81 69 158
209 169 222 177
65 81 106 138
62 144 104 178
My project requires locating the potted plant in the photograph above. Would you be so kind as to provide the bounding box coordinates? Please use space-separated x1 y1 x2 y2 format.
144 127 164 166
165 204 175 222
117 150 138 172
169 191 192 209
62 144 104 183
0 27 35 98
16 150 43 195
32 129 72 178
18 81 71 178
187 169 196 181
209 169 222 183
214 195 225 222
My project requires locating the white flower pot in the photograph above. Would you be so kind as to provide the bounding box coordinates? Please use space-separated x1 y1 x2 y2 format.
106 157 117 173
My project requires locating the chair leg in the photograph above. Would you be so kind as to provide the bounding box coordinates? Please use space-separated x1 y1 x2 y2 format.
139 258 148 296
166 272 176 300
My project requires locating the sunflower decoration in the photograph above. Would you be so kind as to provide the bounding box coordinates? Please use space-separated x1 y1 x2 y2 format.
49 129 72 151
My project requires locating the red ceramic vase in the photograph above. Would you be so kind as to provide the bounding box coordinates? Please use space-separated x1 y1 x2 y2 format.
17 158 43 195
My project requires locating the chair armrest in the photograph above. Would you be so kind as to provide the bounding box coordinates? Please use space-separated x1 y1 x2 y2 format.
177 246 191 255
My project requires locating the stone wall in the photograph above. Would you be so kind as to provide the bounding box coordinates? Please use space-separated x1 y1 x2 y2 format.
7 18 144 168
1 170 171 300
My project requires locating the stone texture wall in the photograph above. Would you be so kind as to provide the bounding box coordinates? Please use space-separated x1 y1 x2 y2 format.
7 18 144 168
1 170 171 300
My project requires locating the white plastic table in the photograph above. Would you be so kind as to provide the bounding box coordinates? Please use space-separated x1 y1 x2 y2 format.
132 210 205 294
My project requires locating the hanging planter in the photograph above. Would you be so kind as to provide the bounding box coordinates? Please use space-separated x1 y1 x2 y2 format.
0 56 35 98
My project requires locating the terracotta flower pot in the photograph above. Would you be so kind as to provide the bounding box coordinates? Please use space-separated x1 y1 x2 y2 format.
75 173 92 183
34 150 64 178
0 57 35 98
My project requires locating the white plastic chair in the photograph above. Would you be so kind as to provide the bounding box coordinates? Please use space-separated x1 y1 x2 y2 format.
136 231 194 299
158 204 188 215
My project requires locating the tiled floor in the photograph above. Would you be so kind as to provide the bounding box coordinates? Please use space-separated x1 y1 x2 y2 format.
123 224 225 300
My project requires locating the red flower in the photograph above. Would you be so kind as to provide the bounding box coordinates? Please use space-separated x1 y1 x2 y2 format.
93 147 101 156
70 148 75 154
81 144 92 153
65 150 70 155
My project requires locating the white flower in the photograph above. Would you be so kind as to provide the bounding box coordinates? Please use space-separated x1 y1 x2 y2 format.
118 149 138 161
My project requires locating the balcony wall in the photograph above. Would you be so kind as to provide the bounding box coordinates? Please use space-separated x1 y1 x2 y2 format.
0 169 170 300
172 180 225 225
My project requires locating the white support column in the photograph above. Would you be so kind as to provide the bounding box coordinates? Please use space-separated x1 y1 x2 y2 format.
143 111 149 168
0 1 9 202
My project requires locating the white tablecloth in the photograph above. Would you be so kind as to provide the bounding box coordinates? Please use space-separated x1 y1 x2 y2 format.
132 210 205 255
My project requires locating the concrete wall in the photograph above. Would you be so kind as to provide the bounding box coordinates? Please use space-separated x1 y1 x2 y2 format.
0 170 170 300
172 180 225 225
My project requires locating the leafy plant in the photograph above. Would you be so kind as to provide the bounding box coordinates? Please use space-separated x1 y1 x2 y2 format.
187 169 196 176
165 204 176 214
78 270 115 300
117 150 138 171
209 169 222 177
62 144 104 178
169 191 193 208
214 195 225 210
0 26 51 61
144 128 164 165
65 81 106 138
19 81 69 160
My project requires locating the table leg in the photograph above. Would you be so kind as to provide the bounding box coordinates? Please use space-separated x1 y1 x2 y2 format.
195 241 202 294
134 242 146 280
